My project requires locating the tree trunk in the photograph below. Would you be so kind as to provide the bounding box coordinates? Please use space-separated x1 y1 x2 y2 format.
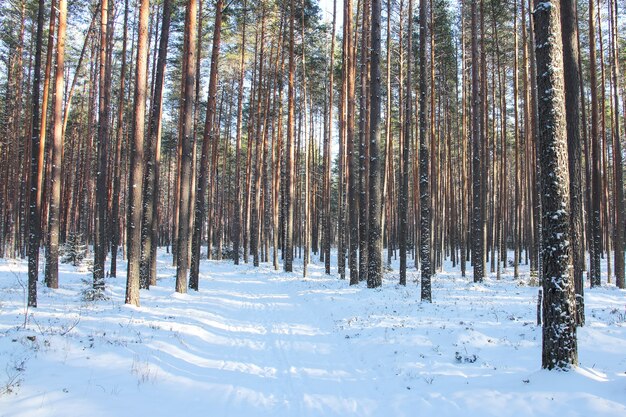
533 0 578 369
588 0 602 287
233 0 248 265
419 0 432 299
400 0 413 286
471 0 484 283
27 0 46 307
561 0 585 324
125 0 151 306
111 0 129 278
324 0 336 275
609 0 624 289
44 0 67 290
94 0 111 290
190 0 222 289
284 0 295 273
367 0 383 288
348 2 360 285
141 0 171 287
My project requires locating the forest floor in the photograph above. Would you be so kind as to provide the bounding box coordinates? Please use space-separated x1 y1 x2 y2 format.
0 249 625 417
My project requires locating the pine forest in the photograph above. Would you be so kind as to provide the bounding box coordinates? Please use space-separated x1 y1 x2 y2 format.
0 0 625 415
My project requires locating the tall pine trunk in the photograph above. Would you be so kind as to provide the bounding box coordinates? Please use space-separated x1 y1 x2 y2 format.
400 0 412 285
561 0 585 324
27 0 46 307
419 0 432 300
533 0 578 369
588 0 602 287
94 0 110 290
471 0 484 283
233 0 248 265
190 0 223 289
284 0 295 273
348 1 359 285
609 0 624 289
111 0 129 278
125 0 151 306
141 0 171 287
174 0 198 292
324 0 336 275
44 0 67 290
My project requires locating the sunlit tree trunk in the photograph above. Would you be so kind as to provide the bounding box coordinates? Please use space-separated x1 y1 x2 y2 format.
190 0 223 289
125 0 151 306
533 0 578 369
44 0 67 290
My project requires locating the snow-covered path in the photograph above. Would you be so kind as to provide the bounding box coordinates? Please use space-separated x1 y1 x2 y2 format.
1 252 625 416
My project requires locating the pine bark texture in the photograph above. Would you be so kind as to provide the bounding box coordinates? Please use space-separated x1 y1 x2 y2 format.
560 0 585 324
284 0 295 273
471 0 484 283
347 0 359 286
94 0 110 290
141 0 172 288
125 0 151 306
588 0 601 287
367 0 383 288
610 0 624 290
419 0 432 301
44 0 67 290
190 0 223 290
533 0 578 369
399 0 412 286
175 0 198 292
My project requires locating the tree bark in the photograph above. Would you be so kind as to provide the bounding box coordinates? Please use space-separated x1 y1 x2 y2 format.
324 0 336 275
141 0 171 287
419 0 432 300
111 0 129 278
533 0 578 369
471 0 484 283
233 0 248 265
125 0 151 306
609 0 624 289
27 0 46 307
284 0 296 273
94 0 111 290
44 0 67 290
588 0 602 287
189 0 222 289
400 0 413 286
561 0 585 324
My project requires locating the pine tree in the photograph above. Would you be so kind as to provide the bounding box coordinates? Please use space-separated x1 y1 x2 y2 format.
44 0 67 290
419 0 432 301
125 0 151 306
27 0 46 308
534 0 578 369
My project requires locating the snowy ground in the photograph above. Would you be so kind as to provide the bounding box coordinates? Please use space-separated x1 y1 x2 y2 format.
1 250 625 417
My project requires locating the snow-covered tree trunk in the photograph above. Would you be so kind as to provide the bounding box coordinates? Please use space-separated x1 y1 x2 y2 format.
471 0 484 283
533 0 578 369
367 0 383 288
28 0 45 307
419 0 432 301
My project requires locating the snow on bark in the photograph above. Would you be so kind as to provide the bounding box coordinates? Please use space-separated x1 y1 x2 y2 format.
533 0 578 369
